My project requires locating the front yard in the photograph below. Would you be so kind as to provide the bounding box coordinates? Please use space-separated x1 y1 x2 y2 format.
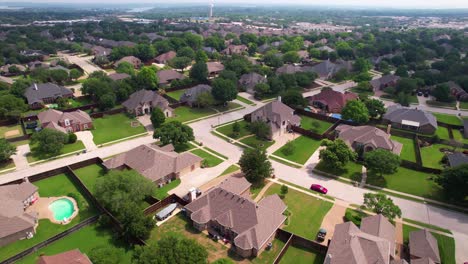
169 106 218 123
240 135 275 151
390 135 417 162
0 173 98 262
27 140 86 163
452 129 468 144
315 161 363 182
273 136 322 165
216 120 251 139
299 115 334 134
432 113 462 126
91 113 147 145
190 148 224 168
263 184 333 240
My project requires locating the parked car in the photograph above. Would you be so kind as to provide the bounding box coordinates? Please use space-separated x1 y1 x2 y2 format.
317 228 327 242
417 91 423 96
310 184 328 194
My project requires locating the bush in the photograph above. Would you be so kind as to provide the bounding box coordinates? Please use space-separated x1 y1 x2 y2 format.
281 141 295 156
68 133 77 144
344 210 366 226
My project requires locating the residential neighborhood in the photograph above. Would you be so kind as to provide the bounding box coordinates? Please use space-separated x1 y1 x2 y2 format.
0 2 467 264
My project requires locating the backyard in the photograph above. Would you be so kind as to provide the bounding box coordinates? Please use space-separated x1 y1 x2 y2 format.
432 113 462 126
153 179 181 200
166 89 187 101
0 123 24 138
263 184 333 240
390 135 417 162
299 115 334 134
72 164 106 193
402 225 455 264
0 173 98 262
190 148 224 168
419 143 449 169
435 126 450 140
91 113 147 145
279 244 325 264
17 223 133 264
452 129 468 144
216 120 251 139
273 136 322 165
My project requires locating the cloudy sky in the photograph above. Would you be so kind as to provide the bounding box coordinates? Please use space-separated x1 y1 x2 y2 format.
5 0 468 8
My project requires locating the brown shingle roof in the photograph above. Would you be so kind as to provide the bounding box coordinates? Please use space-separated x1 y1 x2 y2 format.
206 61 224 74
217 174 251 195
155 51 177 63
157 69 185 85
122 90 172 112
250 100 301 135
360 214 396 257
409 229 441 263
336 125 402 155
307 89 358 113
103 144 202 182
38 109 92 133
37 249 92 264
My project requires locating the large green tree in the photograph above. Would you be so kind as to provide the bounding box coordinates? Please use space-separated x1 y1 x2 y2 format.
319 139 357 170
31 128 68 157
364 149 400 176
239 147 273 184
150 108 166 128
88 246 124 264
169 57 192 73
189 61 208 83
363 98 386 119
136 66 158 90
153 121 194 148
115 61 135 76
211 78 237 105
0 94 28 120
0 139 16 162
432 84 454 103
435 164 468 201
341 100 369 124
363 193 402 221
281 89 307 109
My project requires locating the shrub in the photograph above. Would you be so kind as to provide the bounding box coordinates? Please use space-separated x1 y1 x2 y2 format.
344 210 364 226
281 141 295 156
68 133 77 144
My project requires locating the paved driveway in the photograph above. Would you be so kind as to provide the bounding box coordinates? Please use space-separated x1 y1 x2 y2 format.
11 144 30 170
60 54 104 75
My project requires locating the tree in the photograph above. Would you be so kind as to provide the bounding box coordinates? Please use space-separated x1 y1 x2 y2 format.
281 89 307 109
364 149 400 176
395 66 409 77
115 61 135 76
0 94 28 120
281 141 295 156
95 170 156 241
232 121 240 135
282 51 300 64
98 93 116 110
195 50 208 63
432 84 454 103
249 121 271 140
395 78 417 94
363 193 402 221
88 246 124 264
177 47 195 60
31 128 68 157
212 259 235 264
133 236 208 264
239 147 273 184
211 78 237 105
49 69 69 84
10 79 31 98
189 61 208 83
254 83 270 99
353 57 371 73
0 139 16 162
319 139 357 170
135 44 156 62
363 98 386 119
154 121 194 148
69 68 82 80
435 164 468 201
150 108 166 128
196 91 216 107
169 57 192 72
280 185 289 196
341 100 369 124
136 66 158 90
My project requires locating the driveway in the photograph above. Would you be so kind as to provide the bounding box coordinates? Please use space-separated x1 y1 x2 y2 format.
59 53 104 75
11 144 30 170
76 131 97 151
137 115 154 132
319 203 347 245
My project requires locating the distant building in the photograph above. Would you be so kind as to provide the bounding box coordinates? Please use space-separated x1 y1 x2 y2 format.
114 56 141 69
370 75 401 91
37 249 92 264
383 105 438 135
180 84 212 107
336 125 402 155
239 72 267 94
307 89 358 113
91 45 111 57
206 61 224 78
38 109 93 133
157 69 185 87
154 51 177 64
24 83 74 109
221 44 248 55
305 60 353 80
108 73 131 81
122 90 173 117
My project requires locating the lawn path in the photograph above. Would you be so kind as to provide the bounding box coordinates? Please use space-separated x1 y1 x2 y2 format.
254 181 274 202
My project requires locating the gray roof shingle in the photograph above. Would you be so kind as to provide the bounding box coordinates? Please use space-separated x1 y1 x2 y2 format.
24 83 73 105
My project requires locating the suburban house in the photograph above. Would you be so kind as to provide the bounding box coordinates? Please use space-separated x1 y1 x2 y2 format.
370 75 401 91
317 45 335 53
409 229 441 264
446 152 468 168
249 100 301 140
325 214 396 264
108 73 131 81
207 61 224 78
179 84 212 107
27 61 48 71
0 182 38 247
37 249 92 264
38 109 93 133
307 89 358 113
336 125 402 155
185 175 287 258
154 51 177 64
157 69 186 87
238 72 267 94
91 45 111 58
115 56 141 69
276 64 302 75
221 44 248 55
0 64 27 75
307 60 353 80
122 90 173 117
24 83 74 109
103 144 202 186
447 81 468 101
383 105 438 135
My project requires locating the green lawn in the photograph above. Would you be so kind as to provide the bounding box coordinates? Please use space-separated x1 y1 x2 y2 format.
0 123 24 138
432 113 462 126
264 184 333 240
72 164 106 193
153 179 181 200
460 101 468 110
17 223 133 264
0 159 15 171
315 161 363 182
273 136 322 165
240 135 275 150
452 129 468 144
191 148 224 167
0 173 98 262
202 147 228 159
390 135 417 162
402 218 451 234
27 140 86 163
91 113 146 145
166 89 187 101
65 97 94 108
279 245 325 264
251 238 285 264
402 225 455 264
349 86 374 97
299 115 334 134
168 106 218 123
219 164 240 176
420 144 448 169
211 102 242 112
216 120 251 139
236 95 256 106
435 126 450 140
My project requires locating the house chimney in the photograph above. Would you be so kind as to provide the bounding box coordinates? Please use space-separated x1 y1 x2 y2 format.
278 96 281 102
386 124 391 134
33 83 38 90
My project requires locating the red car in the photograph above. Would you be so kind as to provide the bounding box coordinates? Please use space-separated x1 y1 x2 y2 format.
310 184 328 194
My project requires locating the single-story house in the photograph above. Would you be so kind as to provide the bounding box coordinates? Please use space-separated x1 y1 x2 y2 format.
382 105 438 135
28 61 48 71
409 229 441 264
0 64 27 75
91 45 112 58
317 45 335 53
115 56 141 69
157 69 186 87
103 144 202 186
207 62 224 78
185 175 286 258
108 73 131 81
238 72 267 94
325 214 396 264
306 60 353 80
179 84 212 107
0 182 38 247
249 100 301 140
154 51 177 64
37 249 92 264
336 125 402 155
122 89 173 117
275 64 302 75
24 83 74 109
370 75 401 91
38 109 93 133
221 44 248 55
307 89 358 113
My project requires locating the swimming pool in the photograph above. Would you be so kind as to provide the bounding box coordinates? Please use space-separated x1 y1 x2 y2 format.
48 198 75 221
331 113 342 119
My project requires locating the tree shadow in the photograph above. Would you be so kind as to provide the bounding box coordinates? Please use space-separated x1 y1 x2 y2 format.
365 171 387 188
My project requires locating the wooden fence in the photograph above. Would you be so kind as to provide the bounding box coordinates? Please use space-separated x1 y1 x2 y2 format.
272 229 328 264
143 194 189 215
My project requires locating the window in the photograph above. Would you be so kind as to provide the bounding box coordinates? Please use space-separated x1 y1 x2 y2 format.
83 124 88 129
64 119 70 126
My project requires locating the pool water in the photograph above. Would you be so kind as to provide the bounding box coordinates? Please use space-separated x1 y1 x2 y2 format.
48 198 75 221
